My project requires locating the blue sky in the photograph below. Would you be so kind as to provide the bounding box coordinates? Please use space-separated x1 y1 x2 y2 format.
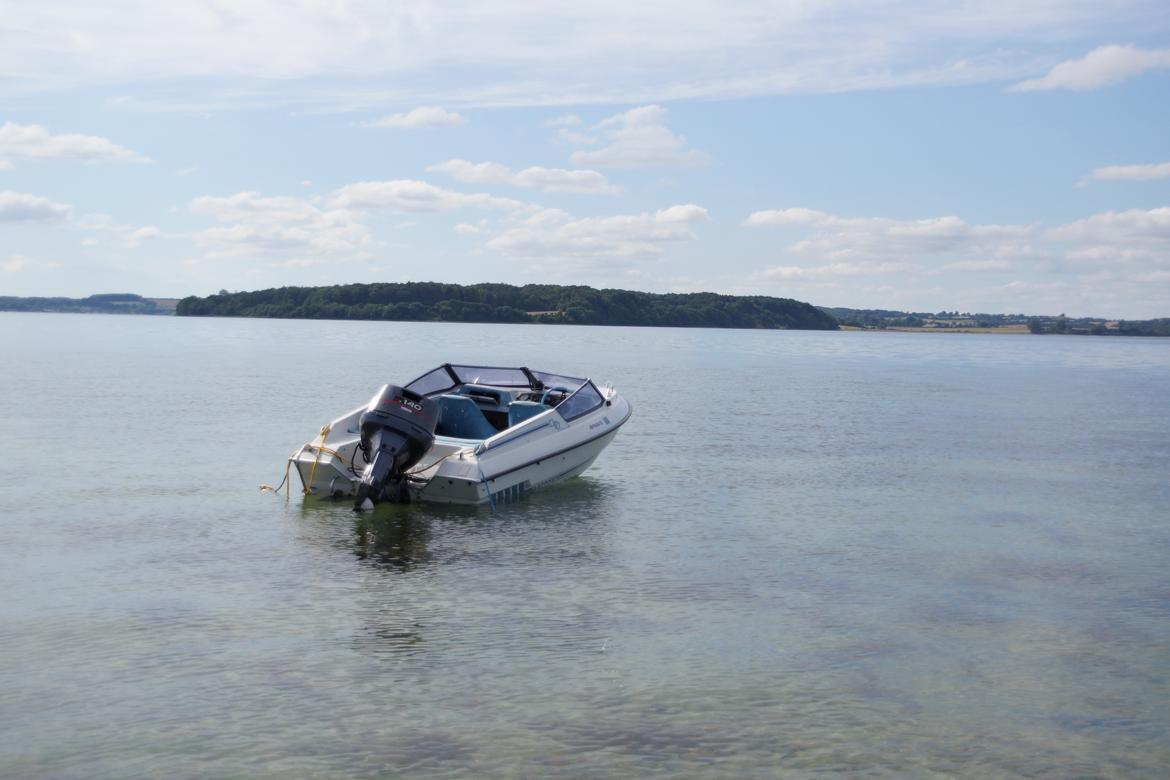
2 1 1169 317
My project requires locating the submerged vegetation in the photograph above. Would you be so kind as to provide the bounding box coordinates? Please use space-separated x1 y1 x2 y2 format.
176 282 840 330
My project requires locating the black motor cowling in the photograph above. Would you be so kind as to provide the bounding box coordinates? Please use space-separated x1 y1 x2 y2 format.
353 385 439 510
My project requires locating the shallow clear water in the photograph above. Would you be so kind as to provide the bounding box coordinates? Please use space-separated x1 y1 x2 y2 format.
1 312 1168 778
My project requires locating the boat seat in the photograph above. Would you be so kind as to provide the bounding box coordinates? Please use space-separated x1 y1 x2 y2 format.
507 401 546 427
435 394 498 440
457 384 505 408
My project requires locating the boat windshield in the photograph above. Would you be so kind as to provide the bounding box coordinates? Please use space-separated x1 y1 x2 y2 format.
405 364 592 395
450 365 532 387
557 380 605 421
404 366 459 396
530 369 587 391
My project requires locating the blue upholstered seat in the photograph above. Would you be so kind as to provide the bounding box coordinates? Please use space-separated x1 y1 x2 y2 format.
507 401 546 427
435 394 498 440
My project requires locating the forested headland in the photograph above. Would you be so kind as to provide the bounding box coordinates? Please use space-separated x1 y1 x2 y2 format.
176 282 840 330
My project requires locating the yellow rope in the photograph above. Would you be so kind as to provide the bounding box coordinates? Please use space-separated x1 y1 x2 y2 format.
307 444 347 461
303 423 331 495
403 449 458 476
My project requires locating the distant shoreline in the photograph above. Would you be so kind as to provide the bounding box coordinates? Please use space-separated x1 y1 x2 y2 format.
0 294 177 316
841 324 1031 335
3 290 1167 336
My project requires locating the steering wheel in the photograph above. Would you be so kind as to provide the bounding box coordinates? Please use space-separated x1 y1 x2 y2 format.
539 386 574 405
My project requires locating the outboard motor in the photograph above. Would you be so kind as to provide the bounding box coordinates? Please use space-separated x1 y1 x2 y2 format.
353 385 439 511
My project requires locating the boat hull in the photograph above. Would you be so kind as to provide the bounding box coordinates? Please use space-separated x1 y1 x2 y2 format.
291 389 629 506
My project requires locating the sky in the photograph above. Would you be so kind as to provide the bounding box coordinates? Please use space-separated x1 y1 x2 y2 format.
2 1 1169 318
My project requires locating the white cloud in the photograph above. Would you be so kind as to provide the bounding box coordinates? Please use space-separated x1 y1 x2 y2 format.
568 105 708 169
2 255 31 273
521 208 570 227
485 203 708 262
1010 45 1170 92
940 259 1013 272
556 128 600 146
1048 207 1170 245
79 213 162 248
741 204 1170 316
544 114 581 127
2 4 1166 108
759 262 914 279
427 159 511 184
427 158 622 194
1047 208 1170 272
514 167 621 195
454 220 488 235
177 164 198 176
361 106 465 129
0 122 152 166
0 190 71 221
189 191 370 262
742 208 823 228
656 204 709 223
1089 161 1170 181
331 179 526 213
744 208 1032 260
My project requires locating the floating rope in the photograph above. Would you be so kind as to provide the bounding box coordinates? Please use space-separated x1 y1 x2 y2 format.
260 442 308 500
259 457 292 497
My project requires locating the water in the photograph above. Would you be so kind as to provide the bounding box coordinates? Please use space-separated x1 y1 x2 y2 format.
1 313 1168 778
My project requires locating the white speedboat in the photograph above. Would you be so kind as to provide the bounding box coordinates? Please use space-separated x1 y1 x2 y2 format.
289 364 631 509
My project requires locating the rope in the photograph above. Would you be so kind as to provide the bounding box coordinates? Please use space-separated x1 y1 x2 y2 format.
306 443 347 461
259 457 292 497
403 449 458 477
478 461 495 512
264 428 470 502
261 443 306 499
303 423 332 495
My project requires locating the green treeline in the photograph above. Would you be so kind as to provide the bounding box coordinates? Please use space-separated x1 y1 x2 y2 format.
0 294 176 315
175 282 840 330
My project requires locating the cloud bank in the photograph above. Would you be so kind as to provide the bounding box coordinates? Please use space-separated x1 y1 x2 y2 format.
10 2 1161 106
1010 45 1170 91
743 204 1170 316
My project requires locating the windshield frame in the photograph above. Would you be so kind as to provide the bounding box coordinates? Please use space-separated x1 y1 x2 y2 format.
555 379 606 421
405 363 591 395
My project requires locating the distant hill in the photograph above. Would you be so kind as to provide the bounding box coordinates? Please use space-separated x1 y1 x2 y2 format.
0 294 178 315
176 282 840 330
